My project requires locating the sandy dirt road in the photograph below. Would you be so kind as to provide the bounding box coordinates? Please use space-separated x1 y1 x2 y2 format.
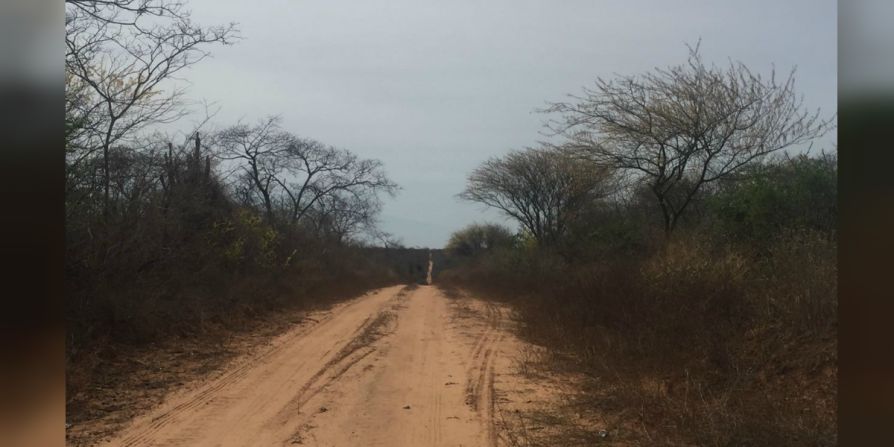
100 285 520 447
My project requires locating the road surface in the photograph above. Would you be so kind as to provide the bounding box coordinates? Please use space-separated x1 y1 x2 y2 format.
102 285 518 447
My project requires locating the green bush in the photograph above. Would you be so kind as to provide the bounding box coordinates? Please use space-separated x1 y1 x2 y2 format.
444 223 516 258
709 153 837 244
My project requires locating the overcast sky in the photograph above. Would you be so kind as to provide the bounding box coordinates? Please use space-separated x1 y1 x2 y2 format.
178 0 837 248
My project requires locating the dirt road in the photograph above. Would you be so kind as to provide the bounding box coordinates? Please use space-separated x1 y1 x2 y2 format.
101 285 521 447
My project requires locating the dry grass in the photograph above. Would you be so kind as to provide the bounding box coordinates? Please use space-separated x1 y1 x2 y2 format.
495 344 625 447
440 231 837 446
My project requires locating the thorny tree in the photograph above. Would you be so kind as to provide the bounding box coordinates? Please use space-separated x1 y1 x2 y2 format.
215 117 398 237
544 44 833 234
277 138 397 228
460 146 612 245
65 0 237 219
308 191 382 244
215 117 290 224
445 223 515 258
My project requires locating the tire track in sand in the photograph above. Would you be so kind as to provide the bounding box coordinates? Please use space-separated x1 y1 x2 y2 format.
107 286 409 447
103 285 519 447
464 301 504 446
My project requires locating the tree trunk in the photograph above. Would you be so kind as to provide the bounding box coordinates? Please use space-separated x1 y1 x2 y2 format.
103 143 110 221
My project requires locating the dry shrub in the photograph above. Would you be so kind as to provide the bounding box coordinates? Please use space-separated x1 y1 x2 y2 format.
441 230 837 446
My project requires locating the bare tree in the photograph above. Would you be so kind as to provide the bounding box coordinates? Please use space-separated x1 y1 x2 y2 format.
544 44 834 234
215 117 291 223
65 0 237 218
275 139 398 227
460 146 612 245
308 191 382 244
66 0 191 24
215 119 398 232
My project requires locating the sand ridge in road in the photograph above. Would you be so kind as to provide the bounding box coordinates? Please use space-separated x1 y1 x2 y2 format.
98 285 542 447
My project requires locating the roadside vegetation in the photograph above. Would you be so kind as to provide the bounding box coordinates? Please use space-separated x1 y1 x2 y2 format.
64 0 419 438
441 47 837 446
65 2 835 444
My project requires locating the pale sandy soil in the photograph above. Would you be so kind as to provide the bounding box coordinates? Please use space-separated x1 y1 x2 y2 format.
84 285 580 447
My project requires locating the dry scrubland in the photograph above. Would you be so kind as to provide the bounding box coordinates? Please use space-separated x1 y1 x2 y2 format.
66 0 836 444
441 155 837 445
439 46 836 446
441 231 836 445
